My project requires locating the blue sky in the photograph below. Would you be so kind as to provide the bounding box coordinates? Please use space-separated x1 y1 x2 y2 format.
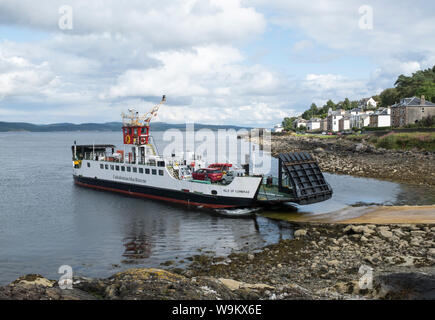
0 0 434 127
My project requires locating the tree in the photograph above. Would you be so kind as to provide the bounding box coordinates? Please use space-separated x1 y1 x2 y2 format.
342 98 351 110
302 103 318 120
380 88 399 107
416 81 435 103
325 99 336 109
282 117 297 131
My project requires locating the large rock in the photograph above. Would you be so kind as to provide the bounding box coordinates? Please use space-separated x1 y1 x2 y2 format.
294 229 308 237
378 229 393 239
218 278 274 292
11 274 54 288
373 273 435 300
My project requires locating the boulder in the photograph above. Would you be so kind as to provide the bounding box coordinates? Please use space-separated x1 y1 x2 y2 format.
294 229 308 237
218 278 274 292
378 229 393 239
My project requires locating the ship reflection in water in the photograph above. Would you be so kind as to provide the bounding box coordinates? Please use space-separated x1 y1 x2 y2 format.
122 236 152 262
113 201 294 267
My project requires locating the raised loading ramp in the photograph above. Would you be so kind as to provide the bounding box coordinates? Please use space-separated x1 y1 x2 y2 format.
278 152 333 205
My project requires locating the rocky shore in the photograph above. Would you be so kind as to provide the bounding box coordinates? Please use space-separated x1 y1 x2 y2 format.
253 134 435 187
1 223 434 300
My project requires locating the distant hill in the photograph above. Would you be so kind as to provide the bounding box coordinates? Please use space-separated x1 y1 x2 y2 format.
0 121 252 132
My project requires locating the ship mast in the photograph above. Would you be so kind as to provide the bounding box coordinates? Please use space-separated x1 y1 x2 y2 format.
121 95 166 146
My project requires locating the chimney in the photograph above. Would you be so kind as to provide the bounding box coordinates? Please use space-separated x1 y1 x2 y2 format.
421 95 425 105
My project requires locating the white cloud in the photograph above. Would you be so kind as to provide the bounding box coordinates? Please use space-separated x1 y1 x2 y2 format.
251 0 435 89
0 50 55 99
1 0 435 126
0 0 265 48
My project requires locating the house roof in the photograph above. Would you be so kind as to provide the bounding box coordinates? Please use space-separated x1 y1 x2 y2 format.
392 96 435 107
308 118 321 122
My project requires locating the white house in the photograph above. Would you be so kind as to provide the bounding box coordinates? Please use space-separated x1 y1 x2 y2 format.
350 114 370 129
350 108 364 115
272 123 284 133
307 118 321 131
369 108 391 127
338 116 351 131
294 118 307 129
359 97 377 109
327 110 343 132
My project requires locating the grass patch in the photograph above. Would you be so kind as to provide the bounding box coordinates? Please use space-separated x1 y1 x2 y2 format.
292 133 336 139
343 134 369 142
370 132 435 151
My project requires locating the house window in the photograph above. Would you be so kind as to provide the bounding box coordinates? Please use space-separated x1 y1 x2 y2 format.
158 170 164 176
139 168 143 174
133 167 137 173
152 169 157 175
145 168 150 174
87 162 90 168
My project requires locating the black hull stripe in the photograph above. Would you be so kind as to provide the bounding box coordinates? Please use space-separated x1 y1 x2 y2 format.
73 176 256 208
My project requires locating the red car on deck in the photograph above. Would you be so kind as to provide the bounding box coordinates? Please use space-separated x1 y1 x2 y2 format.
208 163 232 173
192 168 223 182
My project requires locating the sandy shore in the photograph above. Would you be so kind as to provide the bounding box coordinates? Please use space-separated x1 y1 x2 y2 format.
340 205 435 224
263 205 435 224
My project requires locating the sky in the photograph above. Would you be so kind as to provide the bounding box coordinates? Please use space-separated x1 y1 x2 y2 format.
0 0 434 127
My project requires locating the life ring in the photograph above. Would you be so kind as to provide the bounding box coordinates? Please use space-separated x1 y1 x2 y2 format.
124 135 131 144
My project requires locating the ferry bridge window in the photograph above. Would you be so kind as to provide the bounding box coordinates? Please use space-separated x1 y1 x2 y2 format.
133 167 137 173
87 163 90 168
110 165 114 170
121 166 125 172
145 168 150 174
116 165 120 171
100 164 103 169
157 161 165 167
152 169 157 175
158 170 164 176
139 168 143 174
127 167 131 172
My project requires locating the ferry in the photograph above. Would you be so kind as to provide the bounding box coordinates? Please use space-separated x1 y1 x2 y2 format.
72 96 333 208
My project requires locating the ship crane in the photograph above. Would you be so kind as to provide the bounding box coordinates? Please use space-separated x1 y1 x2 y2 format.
121 95 166 146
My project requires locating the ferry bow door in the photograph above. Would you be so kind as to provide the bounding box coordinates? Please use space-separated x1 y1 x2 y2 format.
278 152 333 205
